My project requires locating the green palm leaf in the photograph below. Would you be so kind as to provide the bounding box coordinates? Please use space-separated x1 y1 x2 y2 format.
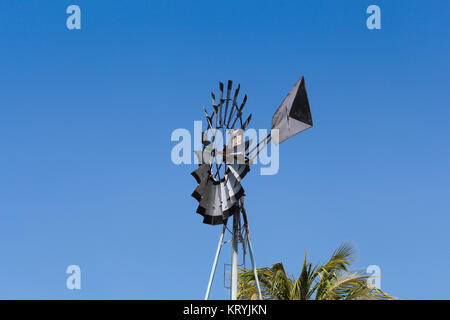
237 242 395 300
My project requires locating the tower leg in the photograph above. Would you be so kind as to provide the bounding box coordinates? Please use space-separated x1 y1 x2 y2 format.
240 197 263 300
231 210 239 300
247 234 263 300
205 224 226 300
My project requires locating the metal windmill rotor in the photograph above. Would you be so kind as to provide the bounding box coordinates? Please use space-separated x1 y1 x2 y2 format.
192 80 252 226
191 77 313 300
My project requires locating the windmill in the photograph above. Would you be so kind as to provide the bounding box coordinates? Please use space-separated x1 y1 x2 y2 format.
191 77 313 300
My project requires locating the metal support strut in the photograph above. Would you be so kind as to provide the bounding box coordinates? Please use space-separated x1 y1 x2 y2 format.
204 200 262 300
240 198 263 300
204 224 226 300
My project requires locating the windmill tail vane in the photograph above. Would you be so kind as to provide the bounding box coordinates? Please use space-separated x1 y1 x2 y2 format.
190 77 313 300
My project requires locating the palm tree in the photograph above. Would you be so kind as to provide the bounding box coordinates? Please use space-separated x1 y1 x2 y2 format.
237 242 395 300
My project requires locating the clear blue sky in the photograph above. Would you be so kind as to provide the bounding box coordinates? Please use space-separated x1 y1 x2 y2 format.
0 0 449 299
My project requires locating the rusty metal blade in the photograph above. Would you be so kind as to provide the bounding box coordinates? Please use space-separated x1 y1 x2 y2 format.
211 91 217 126
203 107 213 129
230 94 247 129
242 114 252 129
224 80 232 128
218 82 224 126
227 84 240 128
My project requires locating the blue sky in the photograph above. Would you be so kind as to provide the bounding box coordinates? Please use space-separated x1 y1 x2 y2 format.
0 0 449 299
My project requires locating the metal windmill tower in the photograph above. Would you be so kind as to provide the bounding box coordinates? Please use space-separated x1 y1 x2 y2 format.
191 77 313 300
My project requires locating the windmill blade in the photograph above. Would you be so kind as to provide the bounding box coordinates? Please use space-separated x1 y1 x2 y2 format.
223 80 232 128
218 82 224 126
228 163 250 183
219 181 238 218
191 173 209 202
224 171 244 203
226 84 240 128
211 91 218 127
271 76 313 144
194 133 215 164
203 107 213 129
211 91 216 106
194 150 212 165
196 178 224 225
242 114 252 130
233 84 241 105
202 131 213 146
191 163 210 184
230 94 247 129
244 139 252 152
240 94 247 110
191 162 212 202
193 150 204 164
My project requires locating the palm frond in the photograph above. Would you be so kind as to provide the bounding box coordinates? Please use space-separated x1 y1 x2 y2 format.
291 251 318 300
237 263 293 300
319 270 369 300
238 242 395 300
